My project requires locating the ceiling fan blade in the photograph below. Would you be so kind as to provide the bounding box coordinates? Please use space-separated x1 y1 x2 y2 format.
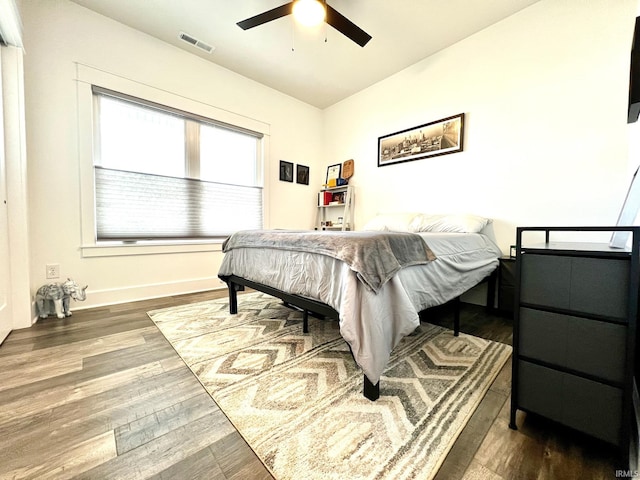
325 5 371 47
237 2 294 30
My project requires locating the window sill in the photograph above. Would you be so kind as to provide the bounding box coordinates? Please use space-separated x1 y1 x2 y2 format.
81 240 224 258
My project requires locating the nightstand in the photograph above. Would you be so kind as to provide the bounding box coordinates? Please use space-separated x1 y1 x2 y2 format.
497 256 516 316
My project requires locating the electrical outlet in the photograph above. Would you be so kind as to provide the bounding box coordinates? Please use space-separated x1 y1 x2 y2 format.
46 263 60 279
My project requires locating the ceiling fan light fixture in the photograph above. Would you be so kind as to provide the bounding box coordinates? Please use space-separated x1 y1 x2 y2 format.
237 1 371 48
292 0 326 27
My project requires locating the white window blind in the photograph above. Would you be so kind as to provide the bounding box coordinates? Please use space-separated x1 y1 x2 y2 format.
92 87 263 241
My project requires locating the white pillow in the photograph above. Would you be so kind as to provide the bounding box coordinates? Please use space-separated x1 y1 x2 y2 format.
409 213 491 233
362 212 417 232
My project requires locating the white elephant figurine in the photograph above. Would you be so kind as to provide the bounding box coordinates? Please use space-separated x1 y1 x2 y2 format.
35 278 88 319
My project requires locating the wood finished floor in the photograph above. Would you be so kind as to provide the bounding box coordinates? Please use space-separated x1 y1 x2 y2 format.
0 290 623 479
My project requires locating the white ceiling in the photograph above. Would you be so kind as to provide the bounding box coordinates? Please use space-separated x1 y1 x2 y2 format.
69 0 541 109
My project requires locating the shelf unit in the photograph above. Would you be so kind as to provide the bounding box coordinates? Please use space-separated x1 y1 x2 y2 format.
509 226 640 467
315 185 354 231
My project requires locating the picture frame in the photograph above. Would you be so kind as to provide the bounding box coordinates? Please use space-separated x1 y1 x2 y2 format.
296 164 310 185
326 163 341 184
279 160 293 182
377 113 464 167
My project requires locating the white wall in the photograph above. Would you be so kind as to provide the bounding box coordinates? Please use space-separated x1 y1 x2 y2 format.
324 0 638 253
19 0 324 310
17 0 640 314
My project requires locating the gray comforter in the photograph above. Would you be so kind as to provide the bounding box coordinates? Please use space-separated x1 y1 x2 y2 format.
222 229 436 292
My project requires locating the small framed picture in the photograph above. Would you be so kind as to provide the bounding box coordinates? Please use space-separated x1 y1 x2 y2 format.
296 164 309 185
326 163 341 184
279 160 293 182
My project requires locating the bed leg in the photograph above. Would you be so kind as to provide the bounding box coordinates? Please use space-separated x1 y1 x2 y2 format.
228 282 238 314
302 310 309 334
453 296 460 336
363 375 380 401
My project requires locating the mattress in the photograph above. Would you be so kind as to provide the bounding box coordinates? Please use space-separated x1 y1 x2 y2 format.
218 232 502 384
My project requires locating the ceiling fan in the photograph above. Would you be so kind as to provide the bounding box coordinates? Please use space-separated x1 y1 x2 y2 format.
237 0 372 48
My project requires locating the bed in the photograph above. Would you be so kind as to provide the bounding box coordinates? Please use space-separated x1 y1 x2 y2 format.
218 213 502 401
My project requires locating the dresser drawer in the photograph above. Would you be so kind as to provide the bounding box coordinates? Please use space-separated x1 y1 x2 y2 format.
517 361 622 445
519 307 627 383
520 254 629 318
520 254 570 309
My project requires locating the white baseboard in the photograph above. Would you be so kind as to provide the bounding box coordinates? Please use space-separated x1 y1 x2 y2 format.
36 276 227 315
30 277 488 320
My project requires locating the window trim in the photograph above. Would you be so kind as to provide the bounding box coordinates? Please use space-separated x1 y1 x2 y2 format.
92 85 265 139
75 63 271 257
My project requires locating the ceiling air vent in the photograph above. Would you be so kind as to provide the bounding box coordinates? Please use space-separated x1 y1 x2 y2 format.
179 32 214 54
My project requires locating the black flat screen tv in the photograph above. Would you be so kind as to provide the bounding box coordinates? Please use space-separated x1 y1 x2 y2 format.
613 16 640 247
629 16 640 123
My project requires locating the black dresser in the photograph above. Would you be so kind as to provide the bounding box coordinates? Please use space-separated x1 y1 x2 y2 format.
509 226 640 464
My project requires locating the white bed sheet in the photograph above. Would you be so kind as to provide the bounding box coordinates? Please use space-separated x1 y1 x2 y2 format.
218 232 501 384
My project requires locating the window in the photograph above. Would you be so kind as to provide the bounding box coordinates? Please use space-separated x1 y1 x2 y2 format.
92 87 263 242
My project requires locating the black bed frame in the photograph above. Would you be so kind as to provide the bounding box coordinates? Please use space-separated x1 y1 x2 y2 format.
218 272 496 401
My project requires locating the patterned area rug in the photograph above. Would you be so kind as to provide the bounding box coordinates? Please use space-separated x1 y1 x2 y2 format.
148 292 511 480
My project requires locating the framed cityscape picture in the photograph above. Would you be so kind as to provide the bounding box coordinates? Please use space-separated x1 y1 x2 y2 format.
378 113 464 167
